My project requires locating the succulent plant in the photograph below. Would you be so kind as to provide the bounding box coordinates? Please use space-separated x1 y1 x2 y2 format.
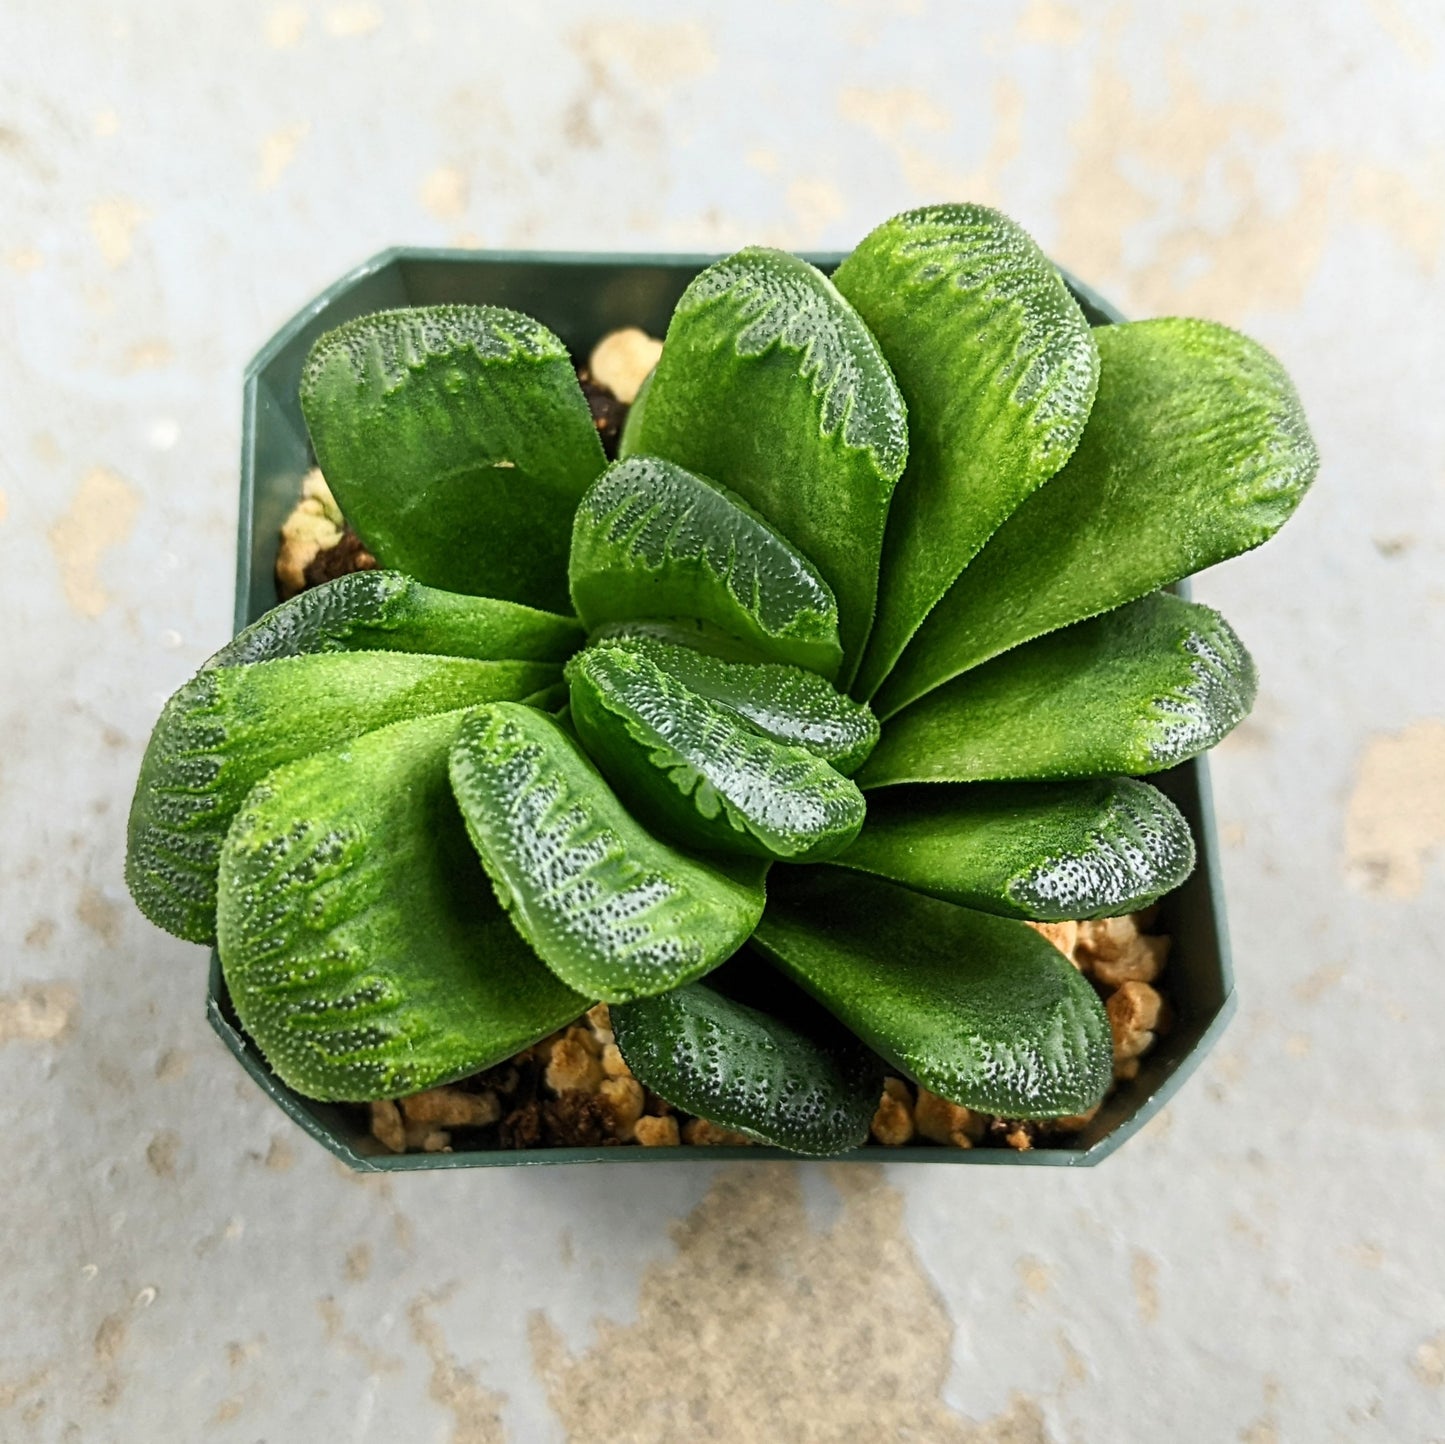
126 204 1317 1157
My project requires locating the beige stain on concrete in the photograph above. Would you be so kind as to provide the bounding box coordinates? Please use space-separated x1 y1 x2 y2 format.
1344 720 1445 898
1017 0 1082 44
787 177 845 241
145 1131 180 1179
257 122 310 190
408 1293 508 1444
529 1165 1052 1442
124 340 173 372
1351 163 1443 271
0 487 8 524
1413 1330 1445 1387
48 468 141 618
1131 1250 1160 1323
840 81 1021 208
344 1243 372 1283
6 248 44 273
1055 42 1341 322
0 982 78 1045
421 165 469 222
571 20 716 96
325 3 382 38
316 1297 404 1376
1365 0 1435 65
88 198 148 268
77 885 122 945
266 4 308 49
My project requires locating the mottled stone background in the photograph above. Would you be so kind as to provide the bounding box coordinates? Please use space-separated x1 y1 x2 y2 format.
2 2 1442 1440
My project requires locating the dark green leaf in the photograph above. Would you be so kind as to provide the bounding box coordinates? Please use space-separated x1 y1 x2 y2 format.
126 651 557 944
448 703 767 1002
569 456 844 678
834 204 1099 699
622 247 908 681
571 634 878 775
300 305 605 609
876 317 1317 717
859 593 1256 788
567 639 866 862
831 777 1194 920
217 710 587 1101
207 570 584 669
754 870 1113 1118
611 978 881 1156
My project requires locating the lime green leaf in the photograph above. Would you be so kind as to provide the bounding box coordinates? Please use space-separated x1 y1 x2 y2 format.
859 593 1256 789
300 306 605 609
126 652 557 944
622 247 908 680
569 456 844 678
567 639 866 862
877 317 1318 717
207 571 584 670
217 710 587 1102
572 634 878 775
755 870 1112 1118
831 777 1194 920
448 703 767 1002
611 976 882 1155
834 205 1099 699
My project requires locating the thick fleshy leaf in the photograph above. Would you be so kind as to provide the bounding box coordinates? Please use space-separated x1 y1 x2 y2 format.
877 317 1318 717
859 593 1256 789
570 634 878 775
300 305 605 609
754 870 1113 1118
216 710 587 1101
611 974 882 1156
830 776 1194 920
207 570 584 670
569 456 844 678
567 639 866 862
448 703 767 1002
126 652 559 944
834 204 1099 699
622 247 908 680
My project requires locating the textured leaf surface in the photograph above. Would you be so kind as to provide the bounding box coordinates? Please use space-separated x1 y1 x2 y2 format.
126 651 557 944
569 456 843 678
860 593 1256 788
878 317 1318 716
300 305 605 609
573 634 878 775
754 870 1113 1118
207 570 583 669
831 777 1194 920
834 204 1099 699
567 640 866 862
623 247 908 680
448 704 767 1002
612 978 881 1155
217 710 587 1101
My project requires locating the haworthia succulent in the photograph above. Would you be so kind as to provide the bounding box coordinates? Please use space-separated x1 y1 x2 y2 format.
567 640 866 862
611 976 882 1155
126 651 558 944
448 703 767 1002
572 634 879 775
216 710 588 1101
833 204 1100 700
207 570 584 670
859 593 1256 789
755 870 1113 1118
876 317 1319 717
568 456 844 679
300 305 606 610
621 247 908 682
831 777 1195 920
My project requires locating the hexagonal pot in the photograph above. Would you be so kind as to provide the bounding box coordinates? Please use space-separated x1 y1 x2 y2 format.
212 247 1236 1170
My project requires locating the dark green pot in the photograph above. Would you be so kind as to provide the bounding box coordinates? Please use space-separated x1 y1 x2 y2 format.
217 248 1236 1170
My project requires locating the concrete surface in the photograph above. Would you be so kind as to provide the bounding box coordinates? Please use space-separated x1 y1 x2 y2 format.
2 2 1443 1440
